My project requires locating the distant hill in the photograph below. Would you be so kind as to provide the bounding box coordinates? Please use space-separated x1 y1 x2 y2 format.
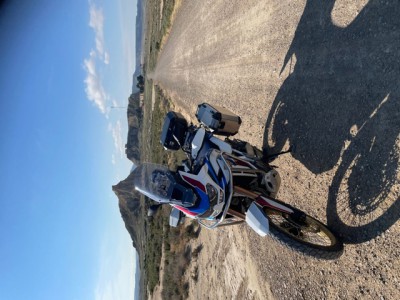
112 171 142 254
113 90 145 298
125 92 142 164
112 170 146 299
132 0 144 93
113 2 147 297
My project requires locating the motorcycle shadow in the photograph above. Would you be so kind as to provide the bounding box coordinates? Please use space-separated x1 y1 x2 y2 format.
263 0 400 244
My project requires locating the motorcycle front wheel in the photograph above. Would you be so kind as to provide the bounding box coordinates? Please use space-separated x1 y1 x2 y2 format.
263 206 344 259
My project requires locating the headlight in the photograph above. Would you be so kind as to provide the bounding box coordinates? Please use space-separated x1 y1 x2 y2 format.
206 184 218 207
198 184 220 219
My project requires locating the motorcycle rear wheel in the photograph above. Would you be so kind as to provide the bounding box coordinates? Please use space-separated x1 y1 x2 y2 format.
263 206 343 259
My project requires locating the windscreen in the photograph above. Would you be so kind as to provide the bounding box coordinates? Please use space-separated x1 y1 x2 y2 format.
132 163 177 203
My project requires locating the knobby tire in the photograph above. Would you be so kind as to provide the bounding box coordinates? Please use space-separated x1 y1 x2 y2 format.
263 205 344 260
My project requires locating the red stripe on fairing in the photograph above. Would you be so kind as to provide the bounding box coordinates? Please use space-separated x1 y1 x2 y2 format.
256 197 293 213
231 158 253 168
182 175 206 193
174 205 198 216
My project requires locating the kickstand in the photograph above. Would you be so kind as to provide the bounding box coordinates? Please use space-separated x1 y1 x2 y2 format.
263 145 294 162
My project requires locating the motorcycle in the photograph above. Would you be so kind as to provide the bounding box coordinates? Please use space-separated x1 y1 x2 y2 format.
131 103 343 259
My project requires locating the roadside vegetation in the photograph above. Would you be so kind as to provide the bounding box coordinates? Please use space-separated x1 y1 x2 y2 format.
140 0 200 297
162 223 202 299
144 0 176 73
160 0 175 41
141 85 175 293
141 86 199 297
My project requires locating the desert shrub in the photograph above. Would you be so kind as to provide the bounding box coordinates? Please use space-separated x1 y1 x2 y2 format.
184 222 201 239
192 266 199 282
165 241 171 251
183 282 189 298
192 244 203 259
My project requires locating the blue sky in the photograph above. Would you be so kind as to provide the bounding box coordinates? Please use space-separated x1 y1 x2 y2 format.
0 1 138 299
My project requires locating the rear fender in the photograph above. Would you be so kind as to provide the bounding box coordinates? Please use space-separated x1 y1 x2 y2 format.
209 136 232 154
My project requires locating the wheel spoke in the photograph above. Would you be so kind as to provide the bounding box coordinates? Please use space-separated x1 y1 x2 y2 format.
264 209 337 248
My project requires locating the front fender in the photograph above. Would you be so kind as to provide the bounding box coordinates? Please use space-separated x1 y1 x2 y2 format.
246 202 269 237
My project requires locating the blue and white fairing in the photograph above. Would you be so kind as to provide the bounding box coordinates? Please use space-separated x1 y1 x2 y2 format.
178 153 226 218
191 128 232 161
131 150 232 224
177 150 233 229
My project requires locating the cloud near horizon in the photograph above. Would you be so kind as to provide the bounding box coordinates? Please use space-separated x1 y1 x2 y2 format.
83 51 107 114
94 228 136 300
109 121 125 159
84 1 130 168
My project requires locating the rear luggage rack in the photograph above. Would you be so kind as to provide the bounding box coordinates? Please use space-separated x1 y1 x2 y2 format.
196 103 242 136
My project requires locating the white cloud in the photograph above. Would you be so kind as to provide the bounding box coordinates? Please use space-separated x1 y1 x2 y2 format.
109 121 125 158
89 2 109 64
83 51 107 114
104 52 110 65
83 2 113 114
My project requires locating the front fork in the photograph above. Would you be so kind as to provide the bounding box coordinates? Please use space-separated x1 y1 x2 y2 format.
233 186 305 220
223 186 306 235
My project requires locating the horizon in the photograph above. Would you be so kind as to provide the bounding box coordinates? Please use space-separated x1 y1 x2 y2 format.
0 1 140 299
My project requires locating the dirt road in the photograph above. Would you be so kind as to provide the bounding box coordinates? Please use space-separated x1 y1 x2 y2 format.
152 1 400 299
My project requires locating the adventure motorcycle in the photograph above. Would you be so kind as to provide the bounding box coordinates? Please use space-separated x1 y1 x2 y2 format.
131 103 343 259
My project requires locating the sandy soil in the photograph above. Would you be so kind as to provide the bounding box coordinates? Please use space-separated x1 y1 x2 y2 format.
151 1 400 299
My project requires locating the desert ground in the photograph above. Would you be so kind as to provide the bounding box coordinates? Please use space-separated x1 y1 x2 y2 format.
150 1 399 299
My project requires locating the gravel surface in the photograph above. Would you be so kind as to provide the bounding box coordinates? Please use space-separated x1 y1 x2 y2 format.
152 1 400 299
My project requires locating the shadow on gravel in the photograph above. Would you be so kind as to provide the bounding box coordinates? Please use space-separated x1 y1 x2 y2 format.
263 0 399 243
